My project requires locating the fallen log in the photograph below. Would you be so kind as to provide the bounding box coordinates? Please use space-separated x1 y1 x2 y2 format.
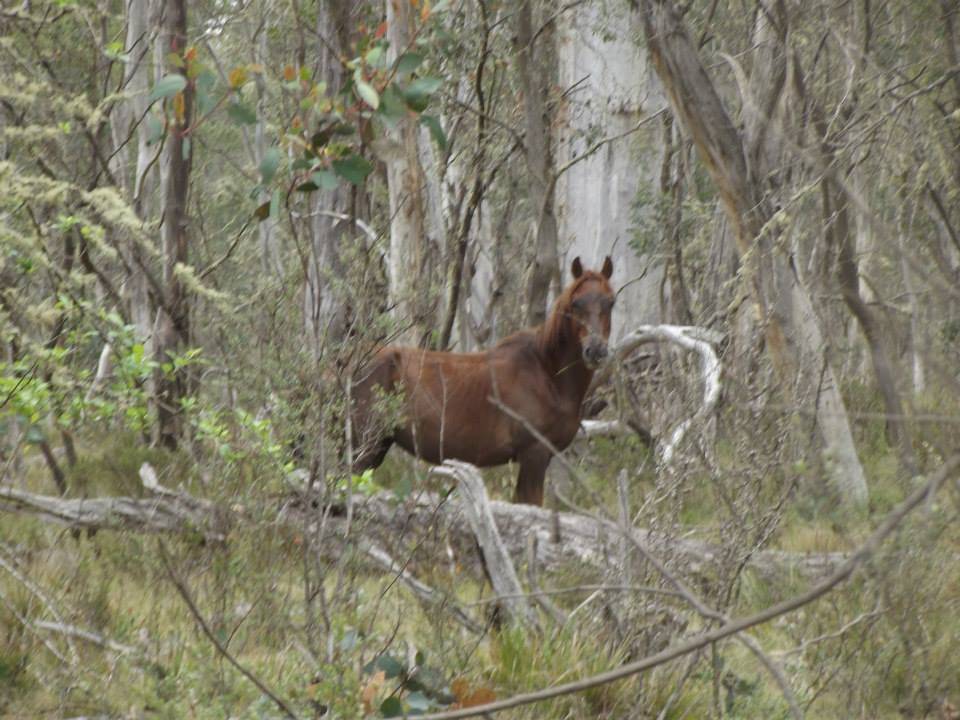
2 463 843 583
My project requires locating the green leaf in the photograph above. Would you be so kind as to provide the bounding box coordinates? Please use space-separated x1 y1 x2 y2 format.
380 697 403 718
226 102 257 125
406 691 431 712
356 78 380 109
196 70 218 116
24 425 46 444
420 115 447 151
148 74 187 103
269 189 280 219
259 147 280 185
332 155 373 186
311 170 339 190
145 113 165 145
365 45 385 68
408 77 442 96
376 653 404 679
402 76 442 112
254 190 280 221
311 122 355 150
396 52 424 76
378 84 408 123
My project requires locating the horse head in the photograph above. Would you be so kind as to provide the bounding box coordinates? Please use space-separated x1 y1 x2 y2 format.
568 256 615 369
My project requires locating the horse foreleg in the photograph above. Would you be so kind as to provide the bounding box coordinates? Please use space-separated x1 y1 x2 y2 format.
514 446 551 505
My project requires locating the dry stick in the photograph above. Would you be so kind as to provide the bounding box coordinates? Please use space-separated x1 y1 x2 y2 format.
0 586 73 667
524 532 568 625
415 455 960 720
464 584 682 607
364 543 484 635
158 542 299 719
772 605 885 660
0 550 79 664
33 620 138 656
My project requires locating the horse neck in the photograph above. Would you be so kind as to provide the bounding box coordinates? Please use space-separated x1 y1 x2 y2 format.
537 304 592 400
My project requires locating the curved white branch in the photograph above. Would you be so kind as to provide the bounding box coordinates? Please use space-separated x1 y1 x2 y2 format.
584 325 722 467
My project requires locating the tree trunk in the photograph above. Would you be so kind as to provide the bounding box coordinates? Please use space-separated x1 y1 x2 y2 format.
386 0 437 343
255 4 283 283
634 0 868 507
555 1 665 335
826 177 916 474
110 0 157 344
303 0 360 356
154 0 192 450
514 0 560 327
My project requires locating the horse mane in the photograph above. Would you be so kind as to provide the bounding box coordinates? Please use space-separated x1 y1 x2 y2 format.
536 272 596 356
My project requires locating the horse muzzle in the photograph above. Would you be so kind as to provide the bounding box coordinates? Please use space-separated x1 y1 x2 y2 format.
583 340 609 369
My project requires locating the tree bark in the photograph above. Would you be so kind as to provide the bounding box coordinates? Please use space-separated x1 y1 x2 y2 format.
110 0 157 345
386 0 437 343
0 475 844 582
515 0 560 326
555 0 665 335
303 0 361 355
154 0 192 450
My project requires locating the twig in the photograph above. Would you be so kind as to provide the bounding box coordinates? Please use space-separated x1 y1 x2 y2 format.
772 605 885 659
524 533 567 625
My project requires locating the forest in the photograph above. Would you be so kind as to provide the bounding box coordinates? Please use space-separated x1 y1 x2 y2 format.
1 0 959 717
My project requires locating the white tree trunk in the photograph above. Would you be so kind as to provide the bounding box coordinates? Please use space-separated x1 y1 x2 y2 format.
555 2 665 336
385 0 437 342
110 0 158 343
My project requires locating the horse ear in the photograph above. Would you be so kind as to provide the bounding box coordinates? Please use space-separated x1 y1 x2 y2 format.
571 256 583 279
601 255 613 279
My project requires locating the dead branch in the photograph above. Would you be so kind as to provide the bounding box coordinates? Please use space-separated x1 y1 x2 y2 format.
159 541 298 719
33 620 138 656
585 325 723 466
363 542 484 635
0 462 225 540
433 461 537 627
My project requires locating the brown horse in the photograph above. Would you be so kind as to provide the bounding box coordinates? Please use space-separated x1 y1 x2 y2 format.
350 256 615 505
